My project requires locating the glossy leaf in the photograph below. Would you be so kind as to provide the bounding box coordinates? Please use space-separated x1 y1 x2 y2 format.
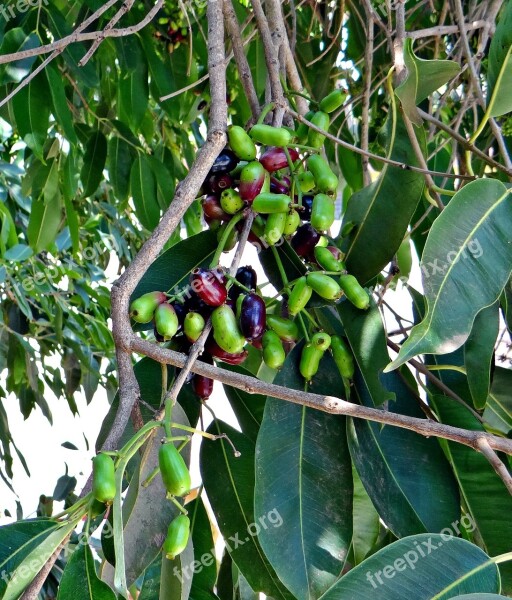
130 155 161 230
57 544 116 600
108 136 134 203
483 367 512 435
338 113 425 285
320 535 499 599
27 194 62 253
200 422 292 599
255 345 353 600
0 29 38 84
159 538 194 600
118 60 149 131
396 39 459 125
349 369 460 538
464 301 499 409
430 394 512 593
189 498 219 600
387 179 512 371
80 131 107 198
487 0 512 117
351 464 379 565
46 66 78 144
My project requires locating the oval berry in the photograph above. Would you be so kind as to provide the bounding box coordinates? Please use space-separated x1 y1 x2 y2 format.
331 335 354 379
266 314 299 342
283 209 301 236
211 305 246 354
202 195 230 221
252 193 290 214
259 147 299 172
307 154 338 195
228 125 257 161
308 111 330 149
262 330 286 369
249 124 292 147
240 293 266 340
210 148 239 174
130 291 166 324
229 266 257 300
239 161 266 203
306 272 342 300
291 223 320 257
339 275 370 310
163 515 190 560
263 212 287 246
184 312 206 343
220 188 244 214
288 276 313 317
190 269 228 307
154 303 179 340
159 443 191 497
311 193 335 232
92 453 116 504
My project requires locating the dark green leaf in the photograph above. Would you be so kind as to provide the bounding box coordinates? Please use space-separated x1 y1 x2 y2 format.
108 136 134 203
57 544 116 600
320 535 499 599
189 498 219 600
483 366 512 436
27 194 62 253
80 131 107 198
129 154 160 230
0 29 39 84
387 180 512 371
464 302 499 409
338 113 425 285
118 60 149 132
46 66 78 144
255 345 353 600
487 0 512 117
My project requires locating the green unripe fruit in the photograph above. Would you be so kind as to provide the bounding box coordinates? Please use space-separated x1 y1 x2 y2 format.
264 212 287 246
299 343 325 381
158 443 191 497
163 515 190 560
266 314 299 342
262 330 286 370
130 291 166 323
249 124 292 147
92 453 116 504
154 303 179 340
311 193 335 232
228 125 257 161
288 276 313 317
296 110 315 144
211 305 246 354
311 331 331 351
89 498 107 518
283 209 301 236
308 111 330 149
331 335 354 379
252 193 291 214
220 188 244 214
183 312 205 342
314 246 345 272
307 155 338 195
306 272 342 300
319 89 347 113
298 171 316 193
339 275 370 310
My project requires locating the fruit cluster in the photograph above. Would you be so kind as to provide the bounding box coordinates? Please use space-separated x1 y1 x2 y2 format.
129 88 371 393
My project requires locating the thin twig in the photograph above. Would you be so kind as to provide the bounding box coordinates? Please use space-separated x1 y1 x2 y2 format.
407 20 488 39
287 109 475 180
476 438 512 495
223 0 260 121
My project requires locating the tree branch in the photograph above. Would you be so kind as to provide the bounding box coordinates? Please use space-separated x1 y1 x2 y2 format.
476 438 512 495
129 337 512 458
407 20 488 40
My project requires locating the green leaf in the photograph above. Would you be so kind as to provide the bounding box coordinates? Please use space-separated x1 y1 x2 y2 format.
200 422 292 599
118 61 149 132
3 519 77 599
387 180 512 371
349 370 460 538
27 193 62 253
351 463 379 565
336 301 395 406
132 230 218 300
188 498 218 600
160 538 194 600
130 155 160 230
0 29 39 84
3 244 32 262
450 596 509 599
430 394 512 593
396 39 460 124
0 519 57 597
222 364 266 442
11 71 50 158
255 345 353 600
464 301 499 409
483 367 512 436
338 113 425 285
487 1 512 117
57 544 116 600
80 131 107 198
108 136 134 203
319 534 499 599
46 66 78 144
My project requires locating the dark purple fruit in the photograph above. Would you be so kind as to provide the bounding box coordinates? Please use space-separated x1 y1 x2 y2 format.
301 195 314 220
190 268 228 307
239 293 266 340
210 148 239 174
291 223 321 257
229 266 258 300
192 374 214 400
270 177 290 194
202 195 230 221
183 290 214 318
205 173 234 195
